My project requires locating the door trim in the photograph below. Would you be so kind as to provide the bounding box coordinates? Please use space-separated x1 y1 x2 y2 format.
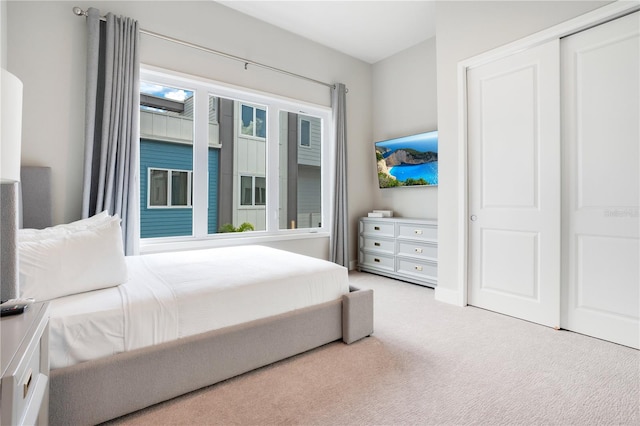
443 0 640 307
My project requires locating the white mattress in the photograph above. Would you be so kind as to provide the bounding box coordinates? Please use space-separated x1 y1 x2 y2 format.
48 246 349 369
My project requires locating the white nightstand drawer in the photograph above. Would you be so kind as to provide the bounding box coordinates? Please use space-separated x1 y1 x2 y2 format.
397 240 437 261
360 236 395 254
398 223 437 241
397 258 437 281
360 252 395 272
13 338 43 422
361 221 395 237
1 302 50 426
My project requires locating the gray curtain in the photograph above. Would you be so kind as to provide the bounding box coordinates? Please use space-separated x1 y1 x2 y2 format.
330 83 349 267
82 8 140 255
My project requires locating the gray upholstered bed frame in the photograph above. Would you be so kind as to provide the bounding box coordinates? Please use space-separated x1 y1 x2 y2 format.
50 288 373 425
20 167 374 426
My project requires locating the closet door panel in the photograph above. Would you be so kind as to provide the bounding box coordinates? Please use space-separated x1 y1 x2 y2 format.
562 11 640 349
467 39 561 328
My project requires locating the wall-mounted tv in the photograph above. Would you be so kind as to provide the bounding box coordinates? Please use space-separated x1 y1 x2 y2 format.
375 130 438 188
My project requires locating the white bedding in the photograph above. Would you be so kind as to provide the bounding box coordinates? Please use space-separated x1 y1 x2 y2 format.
48 245 349 369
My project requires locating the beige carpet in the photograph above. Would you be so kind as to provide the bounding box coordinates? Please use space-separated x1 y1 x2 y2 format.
104 271 639 425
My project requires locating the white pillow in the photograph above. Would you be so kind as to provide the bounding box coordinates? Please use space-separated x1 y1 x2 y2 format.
19 215 128 301
19 211 110 242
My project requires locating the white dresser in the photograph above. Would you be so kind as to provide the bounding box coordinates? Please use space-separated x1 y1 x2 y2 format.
358 217 437 287
1 302 50 425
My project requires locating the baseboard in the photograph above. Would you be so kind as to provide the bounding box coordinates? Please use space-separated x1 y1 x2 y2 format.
435 286 465 307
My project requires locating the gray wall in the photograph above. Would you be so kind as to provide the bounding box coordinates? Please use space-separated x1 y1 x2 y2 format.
371 37 438 220
1 0 6 67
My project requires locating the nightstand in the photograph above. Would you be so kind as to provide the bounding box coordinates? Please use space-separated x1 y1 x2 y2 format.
1 302 50 425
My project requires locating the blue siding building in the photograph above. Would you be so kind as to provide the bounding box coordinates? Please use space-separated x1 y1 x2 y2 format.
140 140 220 238
140 139 193 238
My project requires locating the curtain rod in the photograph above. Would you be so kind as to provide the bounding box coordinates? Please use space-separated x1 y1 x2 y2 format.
72 6 337 90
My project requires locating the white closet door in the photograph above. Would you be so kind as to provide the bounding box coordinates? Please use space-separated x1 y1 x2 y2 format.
467 40 561 328
561 12 640 349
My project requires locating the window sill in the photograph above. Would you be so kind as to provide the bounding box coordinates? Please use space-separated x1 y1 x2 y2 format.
139 230 330 255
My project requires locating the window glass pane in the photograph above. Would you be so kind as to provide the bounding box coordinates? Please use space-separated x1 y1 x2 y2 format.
171 171 189 206
140 82 194 238
241 104 254 136
279 112 323 229
255 177 266 206
256 108 266 138
149 169 168 206
300 120 310 147
240 175 253 206
208 98 266 234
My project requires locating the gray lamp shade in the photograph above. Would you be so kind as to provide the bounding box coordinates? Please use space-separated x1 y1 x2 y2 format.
1 183 19 301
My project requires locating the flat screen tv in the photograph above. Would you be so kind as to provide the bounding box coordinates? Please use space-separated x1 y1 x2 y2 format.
375 130 438 188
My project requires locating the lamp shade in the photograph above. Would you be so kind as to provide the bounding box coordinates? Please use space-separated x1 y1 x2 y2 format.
1 68 23 183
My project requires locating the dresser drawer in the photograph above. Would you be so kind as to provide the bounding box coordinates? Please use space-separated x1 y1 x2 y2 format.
361 221 395 237
397 258 437 281
360 252 395 272
397 240 437 261
360 236 395 254
398 223 437 241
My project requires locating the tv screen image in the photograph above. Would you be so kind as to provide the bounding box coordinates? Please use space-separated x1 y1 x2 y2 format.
375 131 438 188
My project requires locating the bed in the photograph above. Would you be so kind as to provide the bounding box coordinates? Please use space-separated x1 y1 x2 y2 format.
18 167 374 425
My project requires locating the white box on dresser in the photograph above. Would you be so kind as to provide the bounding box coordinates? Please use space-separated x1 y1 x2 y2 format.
358 217 437 287
1 302 50 426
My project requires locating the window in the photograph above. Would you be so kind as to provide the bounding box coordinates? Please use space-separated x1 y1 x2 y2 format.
139 81 195 238
299 119 310 147
240 104 266 138
149 169 168 206
148 168 192 208
140 67 331 246
279 113 323 229
240 175 266 206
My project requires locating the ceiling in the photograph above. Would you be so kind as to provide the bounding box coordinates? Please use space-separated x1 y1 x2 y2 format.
217 1 436 64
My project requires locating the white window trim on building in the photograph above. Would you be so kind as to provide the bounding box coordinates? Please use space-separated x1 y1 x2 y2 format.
239 175 267 207
139 65 334 254
147 167 193 209
239 102 267 140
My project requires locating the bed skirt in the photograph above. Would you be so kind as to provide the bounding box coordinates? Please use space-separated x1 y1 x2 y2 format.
49 286 373 425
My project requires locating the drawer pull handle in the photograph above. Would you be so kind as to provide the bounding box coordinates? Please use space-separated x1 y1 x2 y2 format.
374 258 380 263
23 369 32 398
414 229 423 235
374 242 380 247
374 226 380 231
414 248 423 254
415 265 423 271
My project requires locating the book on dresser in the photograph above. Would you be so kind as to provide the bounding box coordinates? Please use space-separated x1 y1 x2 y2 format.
358 217 437 287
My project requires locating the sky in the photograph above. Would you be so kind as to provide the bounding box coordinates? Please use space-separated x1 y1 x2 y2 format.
140 81 193 101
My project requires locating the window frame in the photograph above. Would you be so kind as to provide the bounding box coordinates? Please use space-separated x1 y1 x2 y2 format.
139 65 334 253
147 167 193 209
239 103 267 140
239 175 267 208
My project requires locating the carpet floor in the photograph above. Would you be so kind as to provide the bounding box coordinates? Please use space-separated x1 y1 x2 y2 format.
104 271 639 425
